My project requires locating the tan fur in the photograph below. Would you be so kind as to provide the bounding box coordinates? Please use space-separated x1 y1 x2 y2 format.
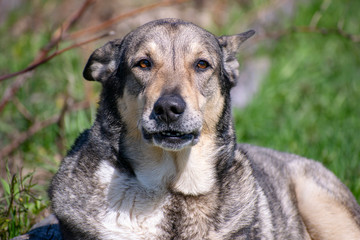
119 90 143 140
172 135 218 195
295 176 360 240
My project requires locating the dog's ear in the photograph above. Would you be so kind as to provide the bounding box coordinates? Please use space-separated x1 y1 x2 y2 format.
218 30 255 86
83 39 123 82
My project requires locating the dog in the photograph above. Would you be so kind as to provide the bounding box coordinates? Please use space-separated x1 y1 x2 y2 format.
49 18 360 239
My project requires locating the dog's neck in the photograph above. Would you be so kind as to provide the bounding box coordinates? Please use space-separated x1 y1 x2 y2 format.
121 133 220 195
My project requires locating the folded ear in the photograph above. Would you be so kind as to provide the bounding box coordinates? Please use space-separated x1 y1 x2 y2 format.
218 30 255 86
83 39 123 82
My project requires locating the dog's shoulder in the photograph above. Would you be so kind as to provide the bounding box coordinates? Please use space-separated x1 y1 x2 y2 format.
54 129 105 176
67 128 91 157
49 128 123 238
50 129 101 199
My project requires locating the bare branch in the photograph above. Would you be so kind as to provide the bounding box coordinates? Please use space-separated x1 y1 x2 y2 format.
34 0 96 64
299 26 360 42
0 72 33 112
13 97 34 122
0 100 91 160
255 26 360 43
67 0 192 40
55 94 70 155
0 115 59 160
0 31 113 83
53 0 96 40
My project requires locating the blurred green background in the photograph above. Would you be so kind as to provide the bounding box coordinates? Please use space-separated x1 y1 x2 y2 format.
0 0 359 238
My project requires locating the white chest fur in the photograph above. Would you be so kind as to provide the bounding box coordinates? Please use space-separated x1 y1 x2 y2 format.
95 161 169 240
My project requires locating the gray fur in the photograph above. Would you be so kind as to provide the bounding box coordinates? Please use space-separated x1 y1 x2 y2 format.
50 19 360 240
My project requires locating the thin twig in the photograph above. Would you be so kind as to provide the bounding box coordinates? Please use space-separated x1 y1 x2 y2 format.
0 116 60 160
0 72 33 113
0 100 91 160
67 0 191 40
296 26 360 42
13 97 34 122
5 174 17 217
53 0 96 41
34 0 96 64
255 26 360 43
0 31 113 83
55 94 70 155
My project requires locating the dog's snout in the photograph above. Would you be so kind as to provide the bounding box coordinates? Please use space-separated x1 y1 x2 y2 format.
154 95 186 123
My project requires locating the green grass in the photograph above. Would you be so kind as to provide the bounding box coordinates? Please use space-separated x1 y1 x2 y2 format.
0 165 48 239
233 1 360 201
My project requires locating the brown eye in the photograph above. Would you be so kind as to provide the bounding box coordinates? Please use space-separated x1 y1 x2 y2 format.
197 60 209 70
137 59 151 69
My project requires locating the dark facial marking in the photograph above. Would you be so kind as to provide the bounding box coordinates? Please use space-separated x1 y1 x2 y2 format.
172 43 176 71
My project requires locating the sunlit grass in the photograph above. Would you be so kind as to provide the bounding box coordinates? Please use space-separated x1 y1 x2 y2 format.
234 30 360 201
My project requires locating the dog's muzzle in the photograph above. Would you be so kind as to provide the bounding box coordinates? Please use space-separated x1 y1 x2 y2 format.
141 94 200 151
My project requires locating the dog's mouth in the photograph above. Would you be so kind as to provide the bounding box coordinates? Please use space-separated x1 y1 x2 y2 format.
142 129 200 151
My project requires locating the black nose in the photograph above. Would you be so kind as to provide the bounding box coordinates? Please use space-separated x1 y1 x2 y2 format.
153 94 186 123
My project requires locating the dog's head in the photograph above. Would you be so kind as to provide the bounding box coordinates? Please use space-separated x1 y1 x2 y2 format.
83 19 254 151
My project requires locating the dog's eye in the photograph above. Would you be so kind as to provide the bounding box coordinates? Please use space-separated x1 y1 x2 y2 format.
137 59 152 69
196 60 210 70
